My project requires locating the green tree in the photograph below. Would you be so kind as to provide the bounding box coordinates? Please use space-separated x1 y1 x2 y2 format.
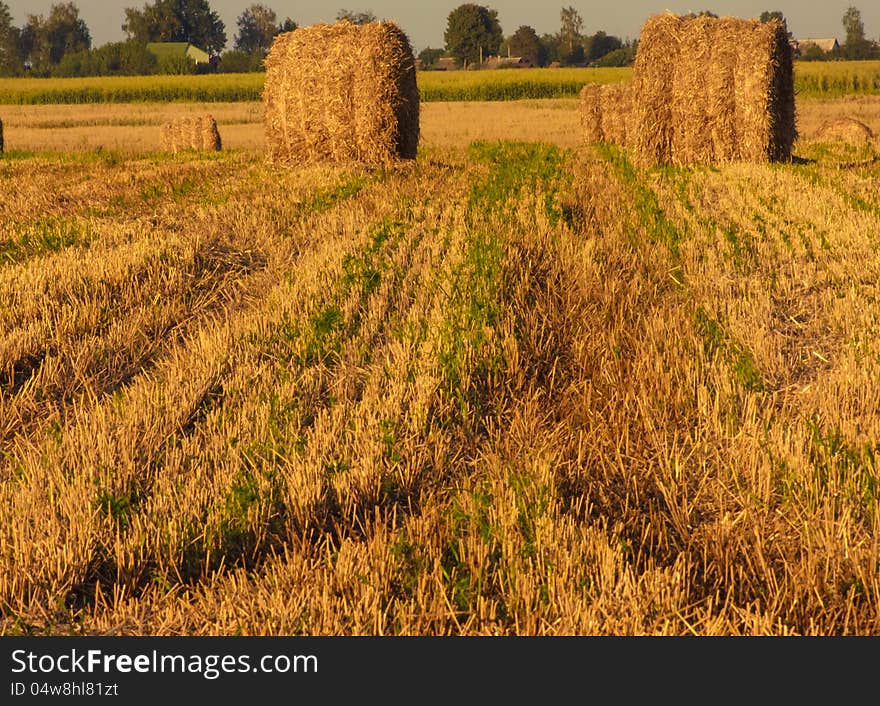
0 1 21 76
444 4 502 68
417 46 443 68
218 48 265 71
278 17 297 33
558 6 583 55
539 32 560 64
234 4 279 54
336 9 377 24
759 10 784 23
842 6 871 59
585 30 622 62
508 25 545 66
123 0 227 55
20 3 91 72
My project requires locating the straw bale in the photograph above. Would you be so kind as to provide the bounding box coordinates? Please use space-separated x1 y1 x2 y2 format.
600 83 633 147
262 20 420 165
628 13 685 164
160 114 222 153
816 118 874 145
579 84 603 144
626 13 795 165
733 18 795 162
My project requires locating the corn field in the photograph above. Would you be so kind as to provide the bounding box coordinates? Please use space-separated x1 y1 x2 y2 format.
0 62 878 105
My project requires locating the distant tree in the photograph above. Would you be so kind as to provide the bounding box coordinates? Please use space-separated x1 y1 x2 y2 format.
508 25 545 66
539 32 560 65
278 17 297 33
444 4 502 67
0 1 22 75
52 40 159 76
123 0 227 55
842 6 871 59
799 44 828 61
417 46 444 68
585 30 622 62
759 10 784 23
20 3 91 72
595 44 636 67
218 47 265 71
558 6 583 56
234 4 278 54
336 9 377 25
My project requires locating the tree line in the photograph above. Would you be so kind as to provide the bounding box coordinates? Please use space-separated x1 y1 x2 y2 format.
0 1 877 78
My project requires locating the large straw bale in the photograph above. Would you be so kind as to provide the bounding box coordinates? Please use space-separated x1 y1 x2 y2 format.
733 18 795 162
628 13 685 164
262 20 420 165
614 13 795 166
160 114 222 153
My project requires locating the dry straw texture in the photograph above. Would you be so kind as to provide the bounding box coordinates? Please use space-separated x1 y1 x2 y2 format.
578 84 602 144
160 115 222 153
0 117 4 153
582 13 796 165
816 117 875 144
262 20 420 166
599 83 633 147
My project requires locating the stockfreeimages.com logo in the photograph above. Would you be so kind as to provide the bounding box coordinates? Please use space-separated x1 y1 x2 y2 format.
11 649 317 681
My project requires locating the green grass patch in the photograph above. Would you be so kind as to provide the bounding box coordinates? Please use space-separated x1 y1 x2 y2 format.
0 216 92 264
695 306 764 393
596 143 685 262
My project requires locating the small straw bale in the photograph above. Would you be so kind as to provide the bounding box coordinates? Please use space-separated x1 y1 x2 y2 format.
579 84 603 144
627 13 795 165
262 20 420 165
579 82 634 146
599 83 633 147
160 114 222 153
816 118 874 145
198 115 222 150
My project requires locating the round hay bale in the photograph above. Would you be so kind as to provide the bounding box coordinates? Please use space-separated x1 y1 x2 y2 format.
816 118 874 145
263 20 420 166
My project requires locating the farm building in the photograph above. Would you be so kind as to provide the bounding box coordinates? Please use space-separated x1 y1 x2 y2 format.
484 56 533 69
146 42 212 66
794 37 840 55
435 57 458 71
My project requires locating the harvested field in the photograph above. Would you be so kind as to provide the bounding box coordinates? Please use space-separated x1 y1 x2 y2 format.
1 79 880 637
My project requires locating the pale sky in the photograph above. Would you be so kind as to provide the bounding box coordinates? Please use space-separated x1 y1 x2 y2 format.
7 1 880 53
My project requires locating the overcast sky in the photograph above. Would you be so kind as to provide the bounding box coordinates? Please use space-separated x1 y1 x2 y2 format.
7 1 880 53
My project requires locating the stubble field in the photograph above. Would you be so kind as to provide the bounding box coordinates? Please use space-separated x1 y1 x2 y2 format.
1 89 880 635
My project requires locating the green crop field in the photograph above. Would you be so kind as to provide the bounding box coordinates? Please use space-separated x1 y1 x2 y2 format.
0 61 879 105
